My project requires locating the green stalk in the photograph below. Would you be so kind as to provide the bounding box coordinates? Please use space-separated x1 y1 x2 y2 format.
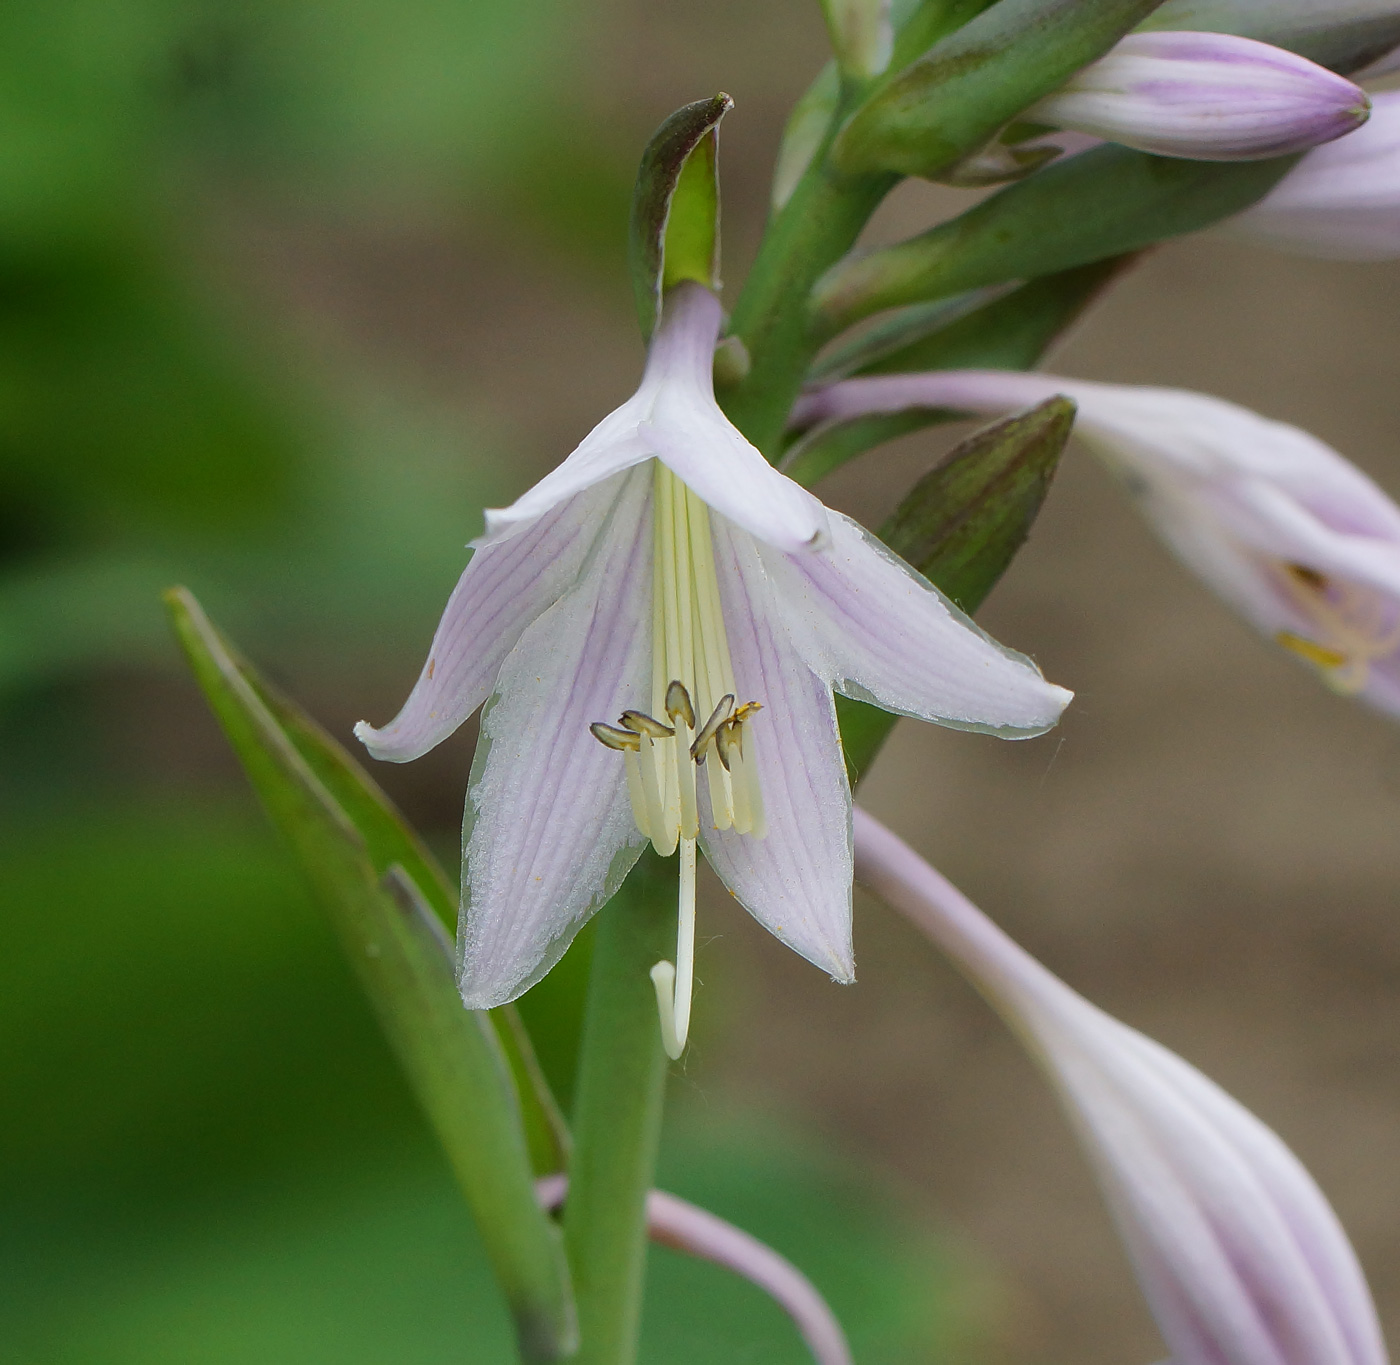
562 852 675 1365
721 148 894 455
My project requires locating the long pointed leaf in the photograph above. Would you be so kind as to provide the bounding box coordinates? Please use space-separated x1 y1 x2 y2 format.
165 586 576 1363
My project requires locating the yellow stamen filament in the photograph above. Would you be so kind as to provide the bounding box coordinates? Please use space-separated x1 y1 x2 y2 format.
589 460 769 1058
1271 561 1400 693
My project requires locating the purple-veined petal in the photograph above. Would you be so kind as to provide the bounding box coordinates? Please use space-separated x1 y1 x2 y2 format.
645 284 831 555
477 283 828 555
761 510 1071 737
355 482 620 762
853 807 1388 1365
793 370 1400 544
1029 32 1369 162
457 467 653 1008
701 517 855 983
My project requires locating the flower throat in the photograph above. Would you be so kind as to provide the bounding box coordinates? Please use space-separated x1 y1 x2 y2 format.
589 460 766 1058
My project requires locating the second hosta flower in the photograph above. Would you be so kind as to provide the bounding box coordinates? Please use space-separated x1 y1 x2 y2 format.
357 283 1070 1034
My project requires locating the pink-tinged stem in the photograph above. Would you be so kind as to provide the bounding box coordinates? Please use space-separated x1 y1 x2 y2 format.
537 1176 853 1365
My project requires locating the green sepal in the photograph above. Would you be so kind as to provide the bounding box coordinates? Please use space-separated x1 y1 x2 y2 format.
629 94 733 338
1137 5 1400 76
836 398 1075 783
814 144 1298 334
787 257 1130 486
833 0 1163 180
163 587 577 1363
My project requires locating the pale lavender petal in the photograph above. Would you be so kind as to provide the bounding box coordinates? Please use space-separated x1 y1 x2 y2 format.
457 467 653 1008
645 284 831 555
481 283 828 555
535 1177 854 1365
1031 32 1369 162
1222 90 1400 259
853 807 1387 1365
701 517 855 983
761 510 1071 737
355 482 619 762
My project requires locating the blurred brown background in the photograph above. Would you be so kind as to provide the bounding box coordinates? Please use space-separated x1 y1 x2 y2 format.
7 0 1400 1359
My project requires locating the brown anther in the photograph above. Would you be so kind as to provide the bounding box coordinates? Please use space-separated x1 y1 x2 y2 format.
619 709 675 739
591 722 642 751
1287 563 1329 592
731 701 763 725
689 694 735 764
714 721 740 772
665 679 696 730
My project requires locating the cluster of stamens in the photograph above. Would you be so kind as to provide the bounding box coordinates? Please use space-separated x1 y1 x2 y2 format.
590 681 765 850
583 460 771 1060
1272 561 1400 693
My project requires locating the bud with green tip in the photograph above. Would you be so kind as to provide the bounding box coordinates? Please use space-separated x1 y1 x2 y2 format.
821 0 893 81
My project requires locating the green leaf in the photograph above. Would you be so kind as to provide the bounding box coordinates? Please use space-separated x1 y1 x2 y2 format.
163 587 576 1363
786 257 1129 486
833 0 1164 180
813 144 1297 333
629 94 733 338
837 398 1075 783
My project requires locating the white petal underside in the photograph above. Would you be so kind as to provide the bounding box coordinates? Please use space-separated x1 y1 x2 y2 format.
701 517 856 983
457 467 653 1008
761 511 1071 737
475 283 830 556
355 483 618 762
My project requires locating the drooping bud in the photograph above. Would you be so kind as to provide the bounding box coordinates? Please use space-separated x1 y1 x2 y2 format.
1221 88 1400 258
1028 32 1369 161
854 807 1390 1365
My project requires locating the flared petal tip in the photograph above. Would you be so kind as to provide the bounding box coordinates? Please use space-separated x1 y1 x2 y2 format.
353 718 417 764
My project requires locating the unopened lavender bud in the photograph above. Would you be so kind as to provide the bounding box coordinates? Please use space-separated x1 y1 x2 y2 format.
854 808 1389 1365
1221 88 1400 257
1028 32 1370 161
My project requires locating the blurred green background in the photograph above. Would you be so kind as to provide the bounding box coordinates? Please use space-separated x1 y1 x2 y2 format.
6 2 1400 1363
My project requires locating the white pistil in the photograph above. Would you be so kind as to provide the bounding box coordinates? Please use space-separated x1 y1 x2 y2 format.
650 836 698 1061
1272 561 1400 691
593 460 769 1058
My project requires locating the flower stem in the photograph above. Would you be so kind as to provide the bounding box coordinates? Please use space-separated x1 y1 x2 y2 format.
562 850 675 1365
722 157 894 456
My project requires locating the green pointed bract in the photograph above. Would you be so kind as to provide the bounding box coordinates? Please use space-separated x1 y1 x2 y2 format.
833 0 1165 181
787 257 1130 486
629 93 733 338
163 587 577 1364
837 398 1075 783
813 144 1298 334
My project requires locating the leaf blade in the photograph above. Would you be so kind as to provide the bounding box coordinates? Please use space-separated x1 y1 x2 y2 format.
164 586 577 1362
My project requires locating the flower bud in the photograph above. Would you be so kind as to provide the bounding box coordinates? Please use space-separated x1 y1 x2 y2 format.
1221 88 1400 257
1028 31 1370 161
854 807 1389 1365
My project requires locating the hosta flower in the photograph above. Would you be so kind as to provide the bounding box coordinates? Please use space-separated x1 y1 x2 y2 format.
1221 89 1400 258
793 371 1400 715
356 284 1070 1053
854 807 1388 1365
1028 32 1369 162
